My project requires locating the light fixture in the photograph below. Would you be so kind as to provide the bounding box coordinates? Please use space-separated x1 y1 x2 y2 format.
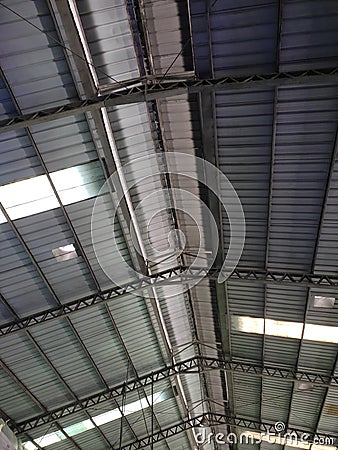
297 382 314 392
52 244 78 262
232 316 338 344
313 295 335 308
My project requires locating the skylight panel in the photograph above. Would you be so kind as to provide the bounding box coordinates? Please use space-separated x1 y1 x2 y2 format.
0 162 104 223
52 244 78 262
0 210 7 224
22 390 169 449
232 316 338 344
0 175 59 221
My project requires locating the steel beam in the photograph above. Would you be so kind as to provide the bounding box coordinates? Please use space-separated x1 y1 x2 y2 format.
2 265 338 337
116 413 338 450
12 356 338 433
1 68 338 133
21 412 335 450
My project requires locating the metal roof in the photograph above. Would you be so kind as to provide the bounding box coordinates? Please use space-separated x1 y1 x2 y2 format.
0 0 338 449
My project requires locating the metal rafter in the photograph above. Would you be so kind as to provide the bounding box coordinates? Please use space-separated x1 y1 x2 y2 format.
11 355 338 433
0 68 337 133
260 85 280 436
121 412 338 450
21 412 335 450
197 87 237 449
2 265 338 337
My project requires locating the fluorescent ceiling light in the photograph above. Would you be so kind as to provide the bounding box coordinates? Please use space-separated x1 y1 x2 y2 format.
23 391 168 449
232 316 338 344
297 382 314 392
313 296 335 308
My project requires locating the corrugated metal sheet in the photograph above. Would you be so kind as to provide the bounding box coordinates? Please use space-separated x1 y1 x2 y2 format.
268 84 338 271
30 114 99 173
1 332 73 409
77 0 139 84
0 0 78 112
14 208 97 300
216 88 273 268
260 378 292 424
280 0 338 71
0 129 44 185
0 222 57 318
190 0 278 77
142 0 193 75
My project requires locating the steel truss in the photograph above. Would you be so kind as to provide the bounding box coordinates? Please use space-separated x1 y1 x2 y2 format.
118 413 338 450
13 356 338 433
21 412 336 449
0 68 337 133
1 265 338 337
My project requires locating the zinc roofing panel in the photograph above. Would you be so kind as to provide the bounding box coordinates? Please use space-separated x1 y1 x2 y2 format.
107 294 165 373
265 285 308 322
29 115 99 172
297 341 338 373
30 318 105 398
210 1 278 76
68 304 130 386
288 386 327 430
0 369 41 421
14 209 97 301
216 89 274 268
314 148 338 275
0 223 56 318
268 84 338 271
142 0 193 75
77 0 139 84
279 0 338 71
260 377 293 424
0 333 73 410
0 77 16 120
0 0 78 112
232 372 261 418
0 129 44 185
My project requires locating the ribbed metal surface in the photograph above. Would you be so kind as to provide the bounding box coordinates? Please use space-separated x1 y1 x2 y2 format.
0 129 44 185
216 88 273 268
1 333 72 409
77 0 139 84
0 77 16 119
0 0 77 112
288 386 327 430
0 368 41 421
190 0 278 77
30 115 99 172
280 0 338 71
14 209 97 300
0 222 56 318
265 285 308 322
268 84 338 271
232 372 261 418
142 0 193 75
260 378 292 424
314 145 338 275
